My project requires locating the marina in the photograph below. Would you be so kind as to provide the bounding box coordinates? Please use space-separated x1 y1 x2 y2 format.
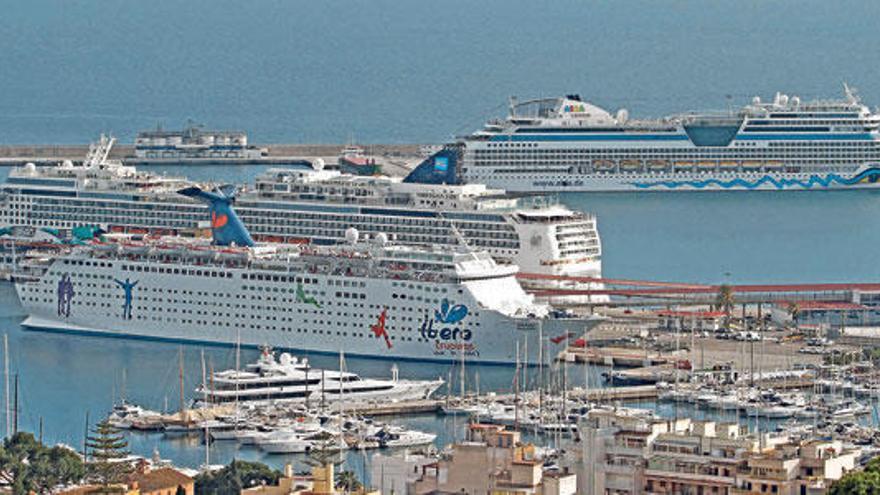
5 1 880 492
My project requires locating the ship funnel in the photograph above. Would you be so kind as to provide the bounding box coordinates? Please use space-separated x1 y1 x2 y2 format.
178 185 255 247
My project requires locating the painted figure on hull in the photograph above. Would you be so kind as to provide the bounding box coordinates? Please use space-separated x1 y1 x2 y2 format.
113 278 139 319
56 274 74 318
296 283 322 308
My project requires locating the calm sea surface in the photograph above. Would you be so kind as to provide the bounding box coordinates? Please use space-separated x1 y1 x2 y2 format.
0 0 878 473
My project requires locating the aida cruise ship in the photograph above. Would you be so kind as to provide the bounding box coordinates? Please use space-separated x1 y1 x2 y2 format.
0 137 602 288
406 86 880 192
15 193 602 364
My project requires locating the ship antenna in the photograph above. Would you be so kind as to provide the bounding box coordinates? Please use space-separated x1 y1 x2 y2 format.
441 212 474 253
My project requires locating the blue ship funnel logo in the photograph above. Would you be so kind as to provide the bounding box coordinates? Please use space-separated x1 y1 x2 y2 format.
435 298 468 324
178 185 255 247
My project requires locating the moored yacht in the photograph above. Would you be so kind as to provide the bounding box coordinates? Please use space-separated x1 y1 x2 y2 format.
198 348 443 406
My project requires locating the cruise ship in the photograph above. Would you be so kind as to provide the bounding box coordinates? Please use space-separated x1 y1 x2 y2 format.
134 123 267 161
0 136 603 289
14 189 601 365
405 85 880 192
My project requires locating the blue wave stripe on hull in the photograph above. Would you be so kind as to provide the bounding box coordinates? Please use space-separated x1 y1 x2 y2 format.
629 167 880 190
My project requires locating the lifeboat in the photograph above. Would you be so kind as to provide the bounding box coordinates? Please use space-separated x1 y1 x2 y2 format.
742 161 762 170
620 159 641 171
765 161 784 168
94 243 119 253
156 245 184 257
719 161 738 169
218 249 248 261
697 161 716 168
592 159 615 171
648 160 669 170
673 161 693 169
121 243 149 255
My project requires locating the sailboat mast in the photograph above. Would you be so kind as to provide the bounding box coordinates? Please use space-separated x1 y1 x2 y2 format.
538 321 544 418
459 338 465 400
234 330 240 412
338 351 345 417
13 374 18 435
178 348 185 417
3 334 8 439
200 350 207 407
514 341 520 430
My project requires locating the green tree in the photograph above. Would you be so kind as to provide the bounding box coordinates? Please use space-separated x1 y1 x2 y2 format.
31 445 87 494
86 419 132 486
336 470 363 494
194 460 281 494
829 455 880 495
0 432 85 494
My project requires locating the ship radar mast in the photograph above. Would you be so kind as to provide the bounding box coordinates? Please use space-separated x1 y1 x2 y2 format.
843 82 860 105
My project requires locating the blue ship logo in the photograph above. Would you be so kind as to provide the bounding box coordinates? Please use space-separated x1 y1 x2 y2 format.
435 298 468 324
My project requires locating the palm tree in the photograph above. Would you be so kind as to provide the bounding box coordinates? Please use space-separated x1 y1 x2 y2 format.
716 284 735 331
336 470 363 494
787 302 800 328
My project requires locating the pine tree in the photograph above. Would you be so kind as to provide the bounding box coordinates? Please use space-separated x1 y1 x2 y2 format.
85 419 133 486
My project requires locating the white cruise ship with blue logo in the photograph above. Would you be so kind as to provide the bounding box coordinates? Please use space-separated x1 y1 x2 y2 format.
405 85 880 192
14 187 601 365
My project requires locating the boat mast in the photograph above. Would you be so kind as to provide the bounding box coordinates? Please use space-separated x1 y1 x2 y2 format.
234 331 240 414
514 341 520 431
338 350 346 417
178 348 185 421
459 335 465 401
538 321 544 420
3 334 8 439
13 374 18 435
201 349 209 469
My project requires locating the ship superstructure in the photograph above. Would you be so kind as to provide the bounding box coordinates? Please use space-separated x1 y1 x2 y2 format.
407 86 880 192
135 123 267 161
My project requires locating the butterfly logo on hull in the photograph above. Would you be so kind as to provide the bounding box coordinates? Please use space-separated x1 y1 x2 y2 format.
435 298 468 324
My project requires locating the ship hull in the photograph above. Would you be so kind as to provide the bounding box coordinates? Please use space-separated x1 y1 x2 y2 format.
16 261 598 366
